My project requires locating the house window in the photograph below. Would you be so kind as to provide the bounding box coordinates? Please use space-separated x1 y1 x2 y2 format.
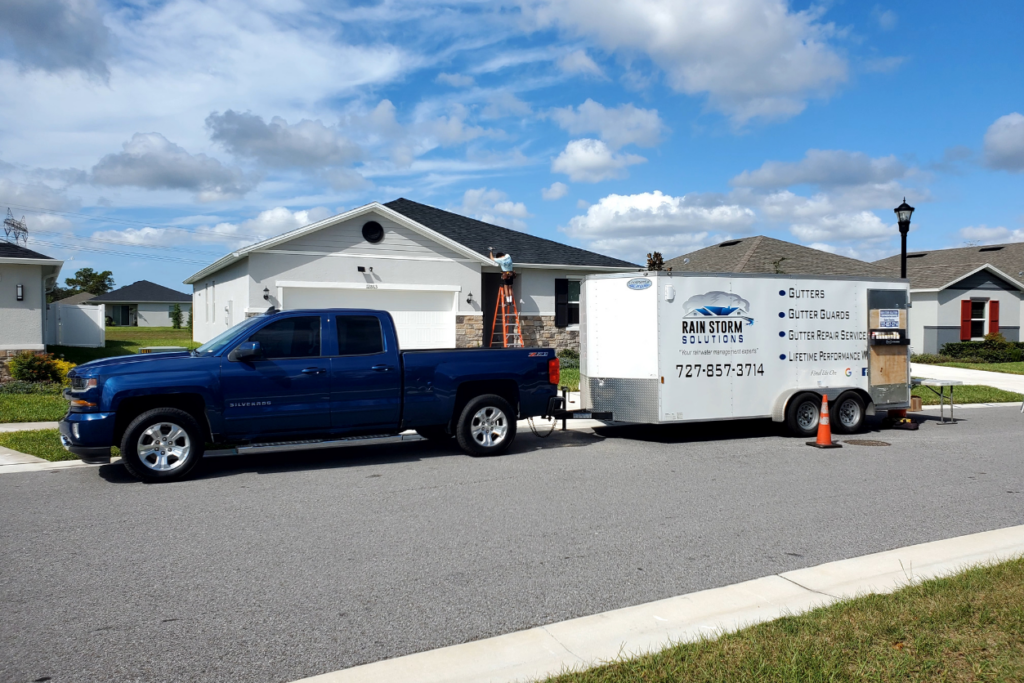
567 280 580 326
970 300 987 340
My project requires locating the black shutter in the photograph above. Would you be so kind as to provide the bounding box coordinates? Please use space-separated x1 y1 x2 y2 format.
554 278 569 328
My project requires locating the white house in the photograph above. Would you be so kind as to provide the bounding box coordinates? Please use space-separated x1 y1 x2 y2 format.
89 280 192 328
184 199 637 348
875 243 1024 354
0 240 62 355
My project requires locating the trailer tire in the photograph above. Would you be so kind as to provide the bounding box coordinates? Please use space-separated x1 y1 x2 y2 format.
785 392 821 438
456 394 517 457
832 392 866 434
416 426 453 441
120 408 204 482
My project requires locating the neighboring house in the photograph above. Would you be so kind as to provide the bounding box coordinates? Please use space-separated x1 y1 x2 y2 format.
874 243 1024 354
90 280 192 327
52 292 96 306
184 198 637 348
0 240 63 354
663 235 888 278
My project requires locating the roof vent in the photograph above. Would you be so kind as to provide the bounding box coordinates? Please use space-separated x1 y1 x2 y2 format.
979 246 1004 252
906 254 927 259
718 240 742 247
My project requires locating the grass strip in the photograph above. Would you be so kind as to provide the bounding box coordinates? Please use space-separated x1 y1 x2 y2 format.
0 394 69 422
0 429 77 461
543 557 1024 683
51 326 196 365
912 384 1022 405
936 361 1024 375
560 368 580 392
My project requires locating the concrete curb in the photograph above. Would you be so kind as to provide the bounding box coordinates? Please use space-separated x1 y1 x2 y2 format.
292 525 1024 683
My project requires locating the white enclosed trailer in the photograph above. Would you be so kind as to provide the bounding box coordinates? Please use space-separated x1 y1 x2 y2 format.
579 272 911 435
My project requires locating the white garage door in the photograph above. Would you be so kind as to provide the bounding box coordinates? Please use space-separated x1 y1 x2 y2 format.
281 287 456 349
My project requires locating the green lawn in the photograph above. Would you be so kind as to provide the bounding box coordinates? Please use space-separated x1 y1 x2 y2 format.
0 429 78 461
544 558 1024 683
51 326 196 365
560 367 580 392
936 361 1024 375
912 384 1022 405
0 394 69 422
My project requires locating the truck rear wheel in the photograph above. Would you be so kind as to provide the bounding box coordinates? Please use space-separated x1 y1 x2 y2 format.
785 392 821 438
832 392 866 434
456 394 517 457
120 408 204 482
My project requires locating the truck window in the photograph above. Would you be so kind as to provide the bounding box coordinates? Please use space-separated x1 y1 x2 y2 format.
248 316 321 359
336 316 384 355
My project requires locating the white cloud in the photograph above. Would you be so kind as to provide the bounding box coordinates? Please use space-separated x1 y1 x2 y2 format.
863 56 906 73
872 6 898 31
481 91 533 119
551 138 645 182
557 49 604 77
90 132 253 201
788 210 892 244
206 111 362 169
576 198 590 209
522 0 847 124
983 113 1024 172
731 150 907 188
542 181 569 200
0 0 110 78
435 72 475 88
459 187 532 231
959 225 1024 245
550 99 666 149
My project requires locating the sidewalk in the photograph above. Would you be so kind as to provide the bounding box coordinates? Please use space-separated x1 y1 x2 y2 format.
0 421 59 433
293 525 1024 683
911 362 1024 394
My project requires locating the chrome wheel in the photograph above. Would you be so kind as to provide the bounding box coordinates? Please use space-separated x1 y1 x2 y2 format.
137 422 191 472
795 401 819 431
470 406 508 448
837 399 861 429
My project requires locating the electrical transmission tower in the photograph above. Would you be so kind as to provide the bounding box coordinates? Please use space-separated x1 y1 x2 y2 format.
3 208 28 246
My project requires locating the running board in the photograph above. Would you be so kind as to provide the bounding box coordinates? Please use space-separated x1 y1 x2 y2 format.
204 433 425 458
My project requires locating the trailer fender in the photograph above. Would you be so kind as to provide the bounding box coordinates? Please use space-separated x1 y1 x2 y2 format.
772 387 873 422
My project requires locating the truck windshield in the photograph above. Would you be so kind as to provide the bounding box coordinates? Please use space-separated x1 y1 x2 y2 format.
194 316 266 356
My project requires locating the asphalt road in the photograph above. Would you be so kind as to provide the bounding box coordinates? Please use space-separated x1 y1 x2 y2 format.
2 408 1023 683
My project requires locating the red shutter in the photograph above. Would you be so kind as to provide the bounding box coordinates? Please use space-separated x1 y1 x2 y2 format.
989 300 1000 335
960 300 972 340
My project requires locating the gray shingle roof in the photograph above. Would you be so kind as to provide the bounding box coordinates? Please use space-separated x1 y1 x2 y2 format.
663 235 889 278
873 242 1024 289
91 280 191 303
0 240 55 260
52 292 96 305
385 198 637 269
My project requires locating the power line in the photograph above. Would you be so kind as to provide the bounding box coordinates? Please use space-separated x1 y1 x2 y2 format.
28 238 212 265
32 228 227 255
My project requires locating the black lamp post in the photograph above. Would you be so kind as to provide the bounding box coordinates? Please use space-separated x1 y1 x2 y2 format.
894 198 915 279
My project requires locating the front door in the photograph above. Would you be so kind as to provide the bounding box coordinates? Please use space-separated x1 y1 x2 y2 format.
481 272 503 347
220 314 330 438
329 313 401 432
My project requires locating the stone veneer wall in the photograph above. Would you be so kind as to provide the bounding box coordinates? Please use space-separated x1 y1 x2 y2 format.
456 314 579 351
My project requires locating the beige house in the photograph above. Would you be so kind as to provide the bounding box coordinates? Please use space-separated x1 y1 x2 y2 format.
0 240 62 354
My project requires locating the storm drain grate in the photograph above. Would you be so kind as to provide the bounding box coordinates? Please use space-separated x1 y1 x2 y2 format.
844 439 891 447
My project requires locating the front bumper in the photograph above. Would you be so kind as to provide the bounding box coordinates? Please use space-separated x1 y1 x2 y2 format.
59 412 116 463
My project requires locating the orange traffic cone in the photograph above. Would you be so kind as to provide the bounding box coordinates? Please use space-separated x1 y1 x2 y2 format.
806 394 842 449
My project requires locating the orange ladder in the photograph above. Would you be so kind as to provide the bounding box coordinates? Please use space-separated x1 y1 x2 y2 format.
489 282 523 348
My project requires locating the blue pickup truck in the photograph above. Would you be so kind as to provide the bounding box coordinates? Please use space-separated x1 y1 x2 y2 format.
60 309 561 482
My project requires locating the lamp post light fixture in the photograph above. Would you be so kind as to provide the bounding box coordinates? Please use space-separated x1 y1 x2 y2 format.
894 198 915 279
263 286 270 301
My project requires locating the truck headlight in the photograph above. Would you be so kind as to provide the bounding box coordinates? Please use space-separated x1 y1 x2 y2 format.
71 377 98 392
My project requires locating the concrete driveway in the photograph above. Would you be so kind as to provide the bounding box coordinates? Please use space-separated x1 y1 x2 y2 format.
911 362 1024 394
2 407 1023 683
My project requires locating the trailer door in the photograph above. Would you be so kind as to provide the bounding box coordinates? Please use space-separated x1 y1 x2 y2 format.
867 289 910 407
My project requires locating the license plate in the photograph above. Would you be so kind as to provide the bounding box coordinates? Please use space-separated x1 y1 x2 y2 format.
573 412 592 419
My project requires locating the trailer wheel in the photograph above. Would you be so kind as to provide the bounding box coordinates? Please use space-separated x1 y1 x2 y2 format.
832 392 866 434
456 394 517 457
120 408 204 482
415 426 453 441
785 393 821 438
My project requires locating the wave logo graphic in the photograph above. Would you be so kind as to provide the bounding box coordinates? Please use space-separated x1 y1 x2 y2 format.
682 291 754 324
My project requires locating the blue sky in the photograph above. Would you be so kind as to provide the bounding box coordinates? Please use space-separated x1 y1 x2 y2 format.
0 0 1021 293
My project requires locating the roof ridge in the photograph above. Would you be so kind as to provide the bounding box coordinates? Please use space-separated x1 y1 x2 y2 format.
731 236 763 272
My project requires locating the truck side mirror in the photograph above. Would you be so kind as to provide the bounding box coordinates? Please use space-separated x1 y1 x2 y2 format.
229 341 264 362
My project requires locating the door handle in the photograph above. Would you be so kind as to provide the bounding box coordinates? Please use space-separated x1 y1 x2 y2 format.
301 367 326 375
371 364 391 372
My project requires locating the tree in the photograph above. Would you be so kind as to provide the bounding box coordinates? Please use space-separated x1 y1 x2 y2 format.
186 308 193 334
170 304 183 330
64 268 115 296
646 251 664 271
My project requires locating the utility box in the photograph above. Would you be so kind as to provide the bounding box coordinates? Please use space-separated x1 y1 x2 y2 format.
580 272 911 428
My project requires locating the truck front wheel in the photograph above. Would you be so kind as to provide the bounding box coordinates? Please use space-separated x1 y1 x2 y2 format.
456 394 517 457
120 408 205 482
785 393 821 438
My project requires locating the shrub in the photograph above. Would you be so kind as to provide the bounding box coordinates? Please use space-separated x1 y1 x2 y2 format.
170 303 183 330
8 352 62 383
940 338 1023 363
52 358 77 387
187 308 193 333
911 353 953 364
557 347 580 368
0 381 63 395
